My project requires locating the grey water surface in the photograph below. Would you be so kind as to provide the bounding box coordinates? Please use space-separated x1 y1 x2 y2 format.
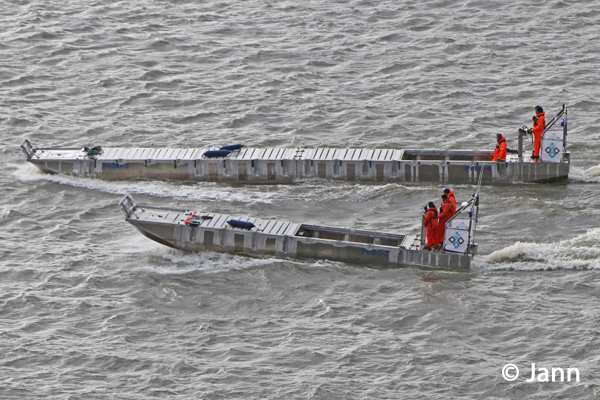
2 1 600 399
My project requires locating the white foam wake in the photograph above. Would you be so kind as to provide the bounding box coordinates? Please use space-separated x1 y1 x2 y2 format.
10 162 431 204
123 243 347 275
10 163 281 203
481 228 600 270
569 164 600 183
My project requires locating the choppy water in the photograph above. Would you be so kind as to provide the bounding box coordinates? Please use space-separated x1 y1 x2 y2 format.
2 1 600 398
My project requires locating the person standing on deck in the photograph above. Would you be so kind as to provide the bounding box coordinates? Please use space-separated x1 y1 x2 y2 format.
529 105 545 162
437 193 455 249
422 202 439 251
492 133 507 162
443 188 456 210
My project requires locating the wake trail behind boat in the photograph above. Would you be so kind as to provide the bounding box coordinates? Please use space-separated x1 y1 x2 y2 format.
10 163 280 204
10 163 436 204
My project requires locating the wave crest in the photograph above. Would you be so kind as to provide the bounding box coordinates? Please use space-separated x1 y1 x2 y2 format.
482 228 600 270
569 164 600 182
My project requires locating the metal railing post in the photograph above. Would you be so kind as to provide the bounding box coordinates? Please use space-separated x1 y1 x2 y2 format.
517 128 525 162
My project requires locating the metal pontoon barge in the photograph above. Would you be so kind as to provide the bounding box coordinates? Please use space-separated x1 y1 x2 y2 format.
22 106 569 184
119 194 480 270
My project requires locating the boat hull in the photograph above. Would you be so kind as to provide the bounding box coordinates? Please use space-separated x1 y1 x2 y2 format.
120 196 472 270
24 145 569 184
21 105 570 185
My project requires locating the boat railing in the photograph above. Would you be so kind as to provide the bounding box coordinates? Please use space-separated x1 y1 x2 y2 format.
21 139 39 160
518 105 568 162
119 194 142 219
542 104 566 137
441 193 478 255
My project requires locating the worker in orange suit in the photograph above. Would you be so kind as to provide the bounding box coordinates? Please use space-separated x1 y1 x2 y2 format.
443 188 456 210
529 105 545 162
422 202 439 251
492 133 507 162
437 193 455 248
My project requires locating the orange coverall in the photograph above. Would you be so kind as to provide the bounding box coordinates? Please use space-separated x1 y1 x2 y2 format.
492 136 507 161
447 190 457 210
423 206 439 248
437 200 455 246
532 111 545 158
